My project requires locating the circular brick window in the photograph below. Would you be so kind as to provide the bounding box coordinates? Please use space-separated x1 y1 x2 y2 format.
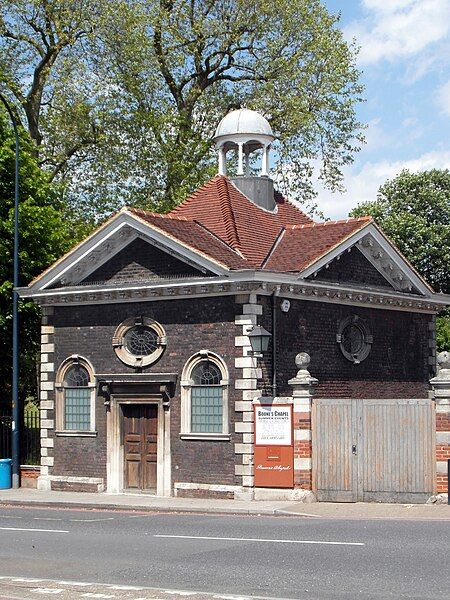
124 325 159 356
113 317 166 368
336 316 372 364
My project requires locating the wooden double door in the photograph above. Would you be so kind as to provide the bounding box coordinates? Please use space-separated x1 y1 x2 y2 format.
313 398 435 503
122 404 158 492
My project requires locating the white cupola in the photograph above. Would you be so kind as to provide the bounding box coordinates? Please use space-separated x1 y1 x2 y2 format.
214 108 275 177
214 108 277 210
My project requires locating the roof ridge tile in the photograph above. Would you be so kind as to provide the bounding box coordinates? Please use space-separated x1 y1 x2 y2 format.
169 174 225 217
287 216 372 230
217 177 241 250
193 218 245 258
128 207 189 221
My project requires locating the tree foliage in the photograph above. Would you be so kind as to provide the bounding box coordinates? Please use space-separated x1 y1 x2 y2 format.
0 112 88 407
350 169 450 352
0 0 364 218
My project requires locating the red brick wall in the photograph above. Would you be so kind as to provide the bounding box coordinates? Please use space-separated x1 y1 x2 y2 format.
437 475 448 494
437 414 450 431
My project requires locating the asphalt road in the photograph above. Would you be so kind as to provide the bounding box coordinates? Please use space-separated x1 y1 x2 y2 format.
0 506 448 600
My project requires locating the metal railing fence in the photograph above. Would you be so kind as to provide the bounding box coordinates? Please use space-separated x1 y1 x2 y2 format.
0 408 40 465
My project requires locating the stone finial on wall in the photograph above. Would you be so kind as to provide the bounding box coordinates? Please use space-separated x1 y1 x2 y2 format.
430 351 450 403
288 353 318 394
436 351 450 379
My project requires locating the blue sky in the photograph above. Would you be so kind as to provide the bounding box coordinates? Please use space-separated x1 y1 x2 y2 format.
317 0 450 219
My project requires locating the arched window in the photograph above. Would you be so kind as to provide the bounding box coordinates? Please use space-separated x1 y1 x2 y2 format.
56 356 96 434
180 352 229 439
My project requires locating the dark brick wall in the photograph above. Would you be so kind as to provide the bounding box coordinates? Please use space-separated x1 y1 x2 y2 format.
259 296 432 399
82 238 207 284
51 296 240 487
47 285 433 491
310 247 394 289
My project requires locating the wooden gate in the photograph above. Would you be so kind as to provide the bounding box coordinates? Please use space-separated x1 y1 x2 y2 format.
313 398 435 503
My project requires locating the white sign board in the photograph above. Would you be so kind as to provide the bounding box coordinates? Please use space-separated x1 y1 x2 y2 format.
254 405 292 446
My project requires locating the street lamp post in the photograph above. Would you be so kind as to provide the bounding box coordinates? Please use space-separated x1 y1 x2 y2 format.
0 92 20 489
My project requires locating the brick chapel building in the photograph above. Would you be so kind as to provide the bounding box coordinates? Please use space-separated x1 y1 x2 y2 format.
20 109 450 502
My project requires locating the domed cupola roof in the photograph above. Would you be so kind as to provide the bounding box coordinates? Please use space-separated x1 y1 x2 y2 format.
214 108 274 139
213 107 276 210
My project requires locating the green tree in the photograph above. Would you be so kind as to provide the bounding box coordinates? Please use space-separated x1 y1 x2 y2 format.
350 169 450 352
0 1 103 161
1 0 364 218
0 112 88 408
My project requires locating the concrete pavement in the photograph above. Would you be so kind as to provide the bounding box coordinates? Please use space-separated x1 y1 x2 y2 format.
0 487 449 519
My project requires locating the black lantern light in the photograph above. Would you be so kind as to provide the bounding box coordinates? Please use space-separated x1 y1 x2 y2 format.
247 325 271 356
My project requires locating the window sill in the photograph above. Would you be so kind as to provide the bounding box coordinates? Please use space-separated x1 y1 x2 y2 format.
180 433 231 441
55 431 98 437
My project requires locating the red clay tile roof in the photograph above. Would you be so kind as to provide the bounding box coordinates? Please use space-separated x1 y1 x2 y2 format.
264 218 373 272
128 178 372 275
170 175 313 267
127 207 250 270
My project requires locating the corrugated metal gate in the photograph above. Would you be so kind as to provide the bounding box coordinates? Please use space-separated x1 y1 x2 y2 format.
313 398 435 503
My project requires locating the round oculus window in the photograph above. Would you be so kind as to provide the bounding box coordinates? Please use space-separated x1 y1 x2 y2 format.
341 324 364 356
113 317 166 367
123 325 159 357
337 316 372 364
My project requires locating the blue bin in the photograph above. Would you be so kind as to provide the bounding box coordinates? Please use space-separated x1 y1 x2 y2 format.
0 459 12 489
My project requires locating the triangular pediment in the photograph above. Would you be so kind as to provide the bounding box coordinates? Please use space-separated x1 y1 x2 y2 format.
77 237 210 286
308 246 396 291
25 210 233 292
300 224 433 296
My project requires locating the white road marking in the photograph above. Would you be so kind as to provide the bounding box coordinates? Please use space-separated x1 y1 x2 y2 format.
81 594 115 598
69 518 115 522
33 517 62 521
56 581 92 587
31 589 63 594
154 534 365 547
213 596 251 600
109 585 143 590
0 515 22 519
0 526 69 533
0 576 294 600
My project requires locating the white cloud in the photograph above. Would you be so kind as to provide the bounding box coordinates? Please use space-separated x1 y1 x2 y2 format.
346 0 450 65
401 117 417 128
436 79 450 115
363 0 416 12
364 117 393 149
316 150 450 220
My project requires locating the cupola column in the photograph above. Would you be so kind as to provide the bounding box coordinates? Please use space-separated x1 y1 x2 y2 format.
218 147 227 176
261 144 270 177
237 142 244 176
244 147 251 176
